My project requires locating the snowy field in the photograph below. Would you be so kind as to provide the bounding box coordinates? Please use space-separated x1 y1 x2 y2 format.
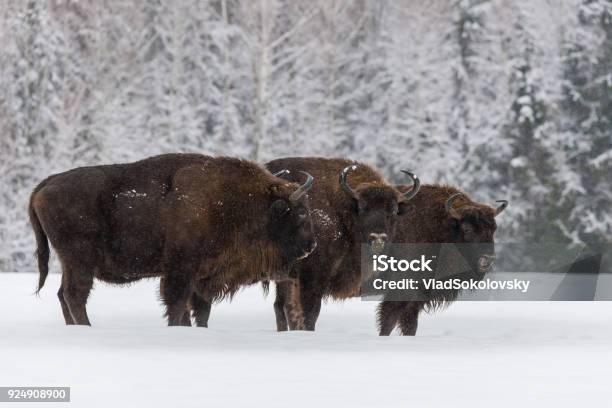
1 273 611 407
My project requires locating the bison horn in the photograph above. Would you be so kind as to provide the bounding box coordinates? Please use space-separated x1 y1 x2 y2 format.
445 192 463 220
289 171 314 202
339 165 360 200
494 200 508 216
399 170 420 201
273 169 290 178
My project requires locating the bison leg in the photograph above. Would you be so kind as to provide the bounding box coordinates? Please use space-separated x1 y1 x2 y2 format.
190 292 212 328
300 286 322 331
160 244 198 327
180 311 192 326
397 302 424 336
190 281 213 328
160 276 192 326
274 280 305 331
57 285 75 325
286 281 306 330
273 281 289 331
161 274 193 326
60 263 94 326
377 301 402 336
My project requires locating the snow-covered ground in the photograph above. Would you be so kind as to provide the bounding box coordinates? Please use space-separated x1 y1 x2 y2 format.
1 272 611 407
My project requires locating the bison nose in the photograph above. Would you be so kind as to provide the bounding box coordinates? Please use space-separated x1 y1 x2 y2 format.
478 254 496 272
368 233 388 254
369 233 388 242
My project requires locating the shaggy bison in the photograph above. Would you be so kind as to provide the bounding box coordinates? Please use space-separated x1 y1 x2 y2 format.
29 154 316 326
266 157 420 331
376 184 507 335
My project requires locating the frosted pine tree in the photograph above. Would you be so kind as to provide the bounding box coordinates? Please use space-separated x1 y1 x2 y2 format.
370 1 461 183
0 1 69 270
499 0 570 243
558 0 612 243
246 0 326 161
448 0 519 196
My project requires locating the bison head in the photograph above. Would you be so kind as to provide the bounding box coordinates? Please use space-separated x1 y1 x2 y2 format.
340 165 420 254
445 192 508 274
267 170 317 266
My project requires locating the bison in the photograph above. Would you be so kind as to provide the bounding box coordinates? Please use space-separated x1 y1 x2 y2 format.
265 157 420 331
29 153 316 326
376 185 507 335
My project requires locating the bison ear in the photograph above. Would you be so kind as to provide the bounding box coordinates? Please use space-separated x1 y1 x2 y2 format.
397 202 411 216
270 199 290 218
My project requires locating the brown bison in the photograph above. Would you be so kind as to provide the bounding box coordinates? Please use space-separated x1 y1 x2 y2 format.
29 153 316 326
266 157 420 331
376 184 507 335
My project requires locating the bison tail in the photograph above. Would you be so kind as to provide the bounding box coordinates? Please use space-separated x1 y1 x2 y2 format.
261 280 270 298
29 193 49 294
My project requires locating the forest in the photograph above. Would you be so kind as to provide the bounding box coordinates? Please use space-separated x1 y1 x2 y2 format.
0 0 610 271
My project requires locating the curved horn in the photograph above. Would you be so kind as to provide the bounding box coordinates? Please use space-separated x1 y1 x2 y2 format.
273 169 290 178
399 170 420 201
445 192 463 220
339 165 359 200
289 171 314 202
494 200 508 216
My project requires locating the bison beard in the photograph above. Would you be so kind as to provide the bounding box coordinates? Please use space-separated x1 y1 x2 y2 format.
28 154 315 326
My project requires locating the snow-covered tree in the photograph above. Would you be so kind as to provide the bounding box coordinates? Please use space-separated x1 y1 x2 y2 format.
0 0 611 271
0 0 68 270
558 0 612 243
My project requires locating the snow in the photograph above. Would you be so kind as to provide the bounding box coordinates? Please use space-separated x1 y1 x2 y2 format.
510 156 528 168
114 190 147 199
1 272 611 407
518 105 535 123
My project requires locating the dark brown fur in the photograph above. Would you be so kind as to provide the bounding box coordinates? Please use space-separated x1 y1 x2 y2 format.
377 184 501 336
266 157 414 331
29 154 316 326
184 173 502 334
